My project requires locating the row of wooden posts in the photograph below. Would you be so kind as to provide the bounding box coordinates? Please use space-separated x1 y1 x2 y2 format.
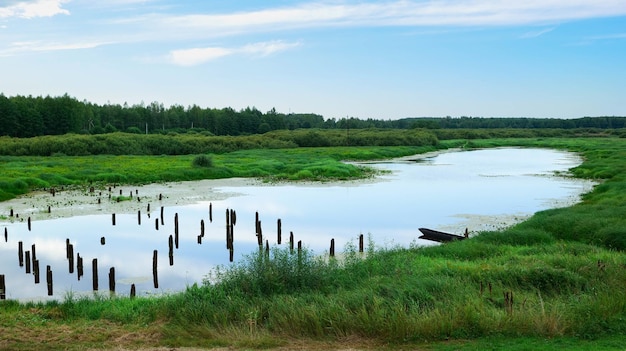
2 187 366 300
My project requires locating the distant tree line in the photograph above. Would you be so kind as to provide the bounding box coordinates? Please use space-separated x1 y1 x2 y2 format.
1 93 625 138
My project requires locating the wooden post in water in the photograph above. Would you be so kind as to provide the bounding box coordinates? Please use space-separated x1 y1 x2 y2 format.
33 260 40 284
77 253 83 280
168 235 174 266
100 237 106 245
152 250 159 289
209 203 212 223
130 284 136 298
297 240 302 255
200 219 205 237
109 267 115 293
28 217 31 231
31 244 36 265
46 265 53 296
25 251 31 274
138 210 141 225
174 213 179 249
155 218 159 230
18 241 24 267
277 219 282 245
92 259 98 291
289 232 294 254
359 234 364 253
68 244 74 274
229 209 235 248
160 206 164 226
112 213 116 226
0 274 5 300
4 227 7 242
225 209 230 249
330 239 335 258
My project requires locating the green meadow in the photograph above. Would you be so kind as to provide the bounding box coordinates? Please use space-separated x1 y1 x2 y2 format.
1 132 626 350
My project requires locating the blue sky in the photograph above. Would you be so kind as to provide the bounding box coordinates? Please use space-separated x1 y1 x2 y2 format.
1 0 625 120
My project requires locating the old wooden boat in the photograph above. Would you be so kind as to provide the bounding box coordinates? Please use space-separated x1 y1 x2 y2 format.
418 227 467 243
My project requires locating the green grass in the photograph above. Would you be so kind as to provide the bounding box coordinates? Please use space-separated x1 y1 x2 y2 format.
0 145 444 201
2 135 626 350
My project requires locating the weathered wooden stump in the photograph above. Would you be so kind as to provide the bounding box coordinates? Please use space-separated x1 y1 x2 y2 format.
18 241 24 267
168 235 174 266
0 274 5 300
153 250 159 289
68 244 74 274
359 234 364 253
209 203 212 223
109 267 116 293
92 259 98 291
33 260 40 284
46 265 53 296
174 213 179 249
77 253 83 280
25 251 31 274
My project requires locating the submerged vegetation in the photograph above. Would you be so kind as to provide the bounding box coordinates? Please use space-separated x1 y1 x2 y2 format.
2 130 626 350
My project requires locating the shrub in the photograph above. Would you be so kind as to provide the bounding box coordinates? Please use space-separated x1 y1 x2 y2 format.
192 154 213 168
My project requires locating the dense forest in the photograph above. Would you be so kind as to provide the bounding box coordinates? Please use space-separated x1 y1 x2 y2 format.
1 93 625 138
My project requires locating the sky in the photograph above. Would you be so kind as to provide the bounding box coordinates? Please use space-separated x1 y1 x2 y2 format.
1 0 625 120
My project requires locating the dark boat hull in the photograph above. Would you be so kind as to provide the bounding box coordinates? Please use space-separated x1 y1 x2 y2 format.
418 227 466 243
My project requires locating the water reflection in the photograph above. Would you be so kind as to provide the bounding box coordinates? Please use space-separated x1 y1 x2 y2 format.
0 148 596 301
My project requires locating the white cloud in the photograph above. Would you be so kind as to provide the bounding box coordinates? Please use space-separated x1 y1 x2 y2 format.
0 0 70 19
168 46 233 66
168 40 301 66
0 39 109 56
240 40 301 57
520 27 556 39
159 0 626 33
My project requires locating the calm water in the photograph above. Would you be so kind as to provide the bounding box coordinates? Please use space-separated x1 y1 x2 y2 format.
0 148 596 301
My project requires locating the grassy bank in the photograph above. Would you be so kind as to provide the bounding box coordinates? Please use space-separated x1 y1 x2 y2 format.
0 144 448 201
2 136 626 350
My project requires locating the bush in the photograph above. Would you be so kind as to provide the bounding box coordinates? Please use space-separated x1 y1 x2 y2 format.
192 154 213 168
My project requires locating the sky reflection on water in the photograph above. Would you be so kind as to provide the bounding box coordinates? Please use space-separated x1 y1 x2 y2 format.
0 148 596 301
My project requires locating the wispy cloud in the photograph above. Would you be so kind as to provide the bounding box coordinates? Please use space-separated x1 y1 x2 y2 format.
0 0 69 19
168 40 301 66
520 27 556 39
159 0 626 33
3 1 626 58
168 46 233 66
0 39 110 56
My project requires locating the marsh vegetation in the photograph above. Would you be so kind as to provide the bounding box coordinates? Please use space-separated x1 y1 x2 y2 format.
1 131 626 350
